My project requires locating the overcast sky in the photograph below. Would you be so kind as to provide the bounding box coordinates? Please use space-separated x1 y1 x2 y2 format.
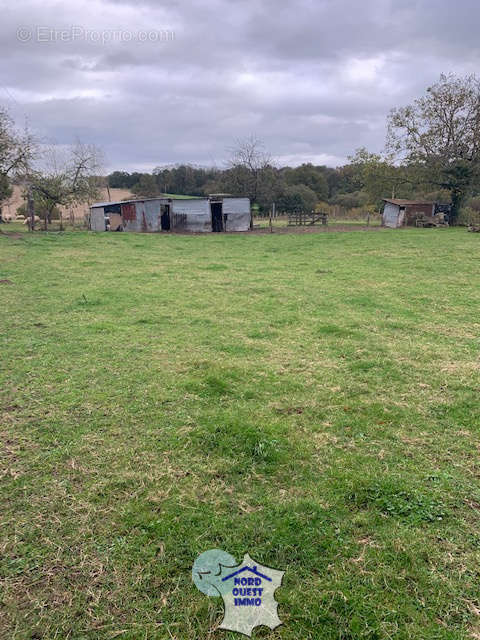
2 0 479 172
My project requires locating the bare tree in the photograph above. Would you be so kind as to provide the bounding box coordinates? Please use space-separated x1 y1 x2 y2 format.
227 135 272 205
31 141 104 230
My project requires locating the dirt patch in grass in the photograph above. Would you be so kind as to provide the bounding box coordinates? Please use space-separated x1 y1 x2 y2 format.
0 230 23 239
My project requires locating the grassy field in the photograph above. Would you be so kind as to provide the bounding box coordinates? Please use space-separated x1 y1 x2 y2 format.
254 217 382 228
1 226 480 640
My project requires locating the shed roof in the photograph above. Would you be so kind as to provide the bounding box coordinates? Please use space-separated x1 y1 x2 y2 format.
90 202 114 208
90 195 249 209
90 196 200 209
383 199 434 206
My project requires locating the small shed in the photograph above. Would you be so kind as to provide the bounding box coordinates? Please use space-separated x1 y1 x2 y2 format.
382 199 435 228
89 196 251 233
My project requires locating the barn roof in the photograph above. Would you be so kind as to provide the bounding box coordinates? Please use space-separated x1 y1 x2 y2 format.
90 195 249 209
90 196 198 209
90 201 118 208
383 199 434 206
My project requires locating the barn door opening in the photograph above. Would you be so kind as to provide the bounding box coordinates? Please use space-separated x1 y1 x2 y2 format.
161 204 170 231
211 202 223 232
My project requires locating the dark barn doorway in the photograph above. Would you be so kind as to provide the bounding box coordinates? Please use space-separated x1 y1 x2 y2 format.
211 202 224 232
161 205 170 231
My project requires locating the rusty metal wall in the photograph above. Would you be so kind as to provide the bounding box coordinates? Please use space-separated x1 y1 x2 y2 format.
121 201 158 232
405 204 435 224
120 202 139 232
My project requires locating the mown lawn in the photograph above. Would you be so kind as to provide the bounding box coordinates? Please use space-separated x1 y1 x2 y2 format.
1 226 479 640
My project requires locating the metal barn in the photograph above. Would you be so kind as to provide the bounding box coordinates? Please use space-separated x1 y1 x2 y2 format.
89 196 251 233
382 199 451 228
382 199 435 228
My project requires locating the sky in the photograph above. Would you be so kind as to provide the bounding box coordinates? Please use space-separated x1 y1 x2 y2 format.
1 0 480 172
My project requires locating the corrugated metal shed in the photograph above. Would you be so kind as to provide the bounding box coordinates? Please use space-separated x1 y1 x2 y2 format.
89 196 251 233
382 199 435 228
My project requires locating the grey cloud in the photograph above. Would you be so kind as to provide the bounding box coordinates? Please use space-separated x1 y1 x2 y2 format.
1 0 480 171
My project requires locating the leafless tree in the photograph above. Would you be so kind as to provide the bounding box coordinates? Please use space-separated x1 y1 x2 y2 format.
31 141 104 230
227 135 272 205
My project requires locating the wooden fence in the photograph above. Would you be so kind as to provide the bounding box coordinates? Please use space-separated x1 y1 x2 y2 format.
287 211 329 226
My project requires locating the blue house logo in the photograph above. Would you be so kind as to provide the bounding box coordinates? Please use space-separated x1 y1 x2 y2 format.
222 564 272 607
192 549 284 637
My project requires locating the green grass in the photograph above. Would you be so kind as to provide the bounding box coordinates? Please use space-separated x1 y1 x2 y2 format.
1 226 480 639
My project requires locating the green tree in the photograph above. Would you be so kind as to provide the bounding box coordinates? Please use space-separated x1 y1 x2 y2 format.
132 174 161 198
0 108 34 222
0 173 12 219
332 191 369 210
277 184 317 213
348 148 413 207
108 171 132 188
283 164 329 200
387 73 480 224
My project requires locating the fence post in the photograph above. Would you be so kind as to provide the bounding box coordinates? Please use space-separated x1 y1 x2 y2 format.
27 185 35 232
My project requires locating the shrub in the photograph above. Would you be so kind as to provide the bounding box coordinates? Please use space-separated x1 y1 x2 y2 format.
458 206 480 226
277 184 317 213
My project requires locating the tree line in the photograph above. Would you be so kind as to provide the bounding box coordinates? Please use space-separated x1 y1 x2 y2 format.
2 73 480 227
108 152 367 215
